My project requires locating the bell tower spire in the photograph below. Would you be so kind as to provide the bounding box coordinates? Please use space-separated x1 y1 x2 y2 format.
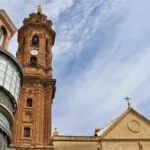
11 10 56 150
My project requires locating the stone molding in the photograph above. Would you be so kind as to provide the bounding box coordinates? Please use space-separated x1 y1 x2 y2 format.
0 9 17 35
52 136 99 142
18 13 55 45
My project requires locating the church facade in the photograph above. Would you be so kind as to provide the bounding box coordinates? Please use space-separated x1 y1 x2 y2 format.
53 108 150 150
0 7 150 150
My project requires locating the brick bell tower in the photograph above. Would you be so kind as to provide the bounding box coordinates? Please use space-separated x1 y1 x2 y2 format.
11 5 56 149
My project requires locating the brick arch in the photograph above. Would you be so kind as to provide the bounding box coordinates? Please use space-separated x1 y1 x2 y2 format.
31 34 39 46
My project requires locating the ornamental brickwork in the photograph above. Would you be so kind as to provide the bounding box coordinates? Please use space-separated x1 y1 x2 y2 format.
11 12 56 150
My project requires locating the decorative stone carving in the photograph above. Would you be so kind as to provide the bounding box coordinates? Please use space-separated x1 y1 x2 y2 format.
12 11 56 149
128 120 141 133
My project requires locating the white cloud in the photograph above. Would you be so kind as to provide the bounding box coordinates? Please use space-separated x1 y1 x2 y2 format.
44 0 74 20
1 0 150 136
52 0 150 135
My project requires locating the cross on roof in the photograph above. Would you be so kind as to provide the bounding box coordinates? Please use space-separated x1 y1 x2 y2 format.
124 96 131 108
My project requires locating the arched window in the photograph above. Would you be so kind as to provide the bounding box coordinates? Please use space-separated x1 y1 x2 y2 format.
0 26 7 47
30 56 37 67
26 98 32 107
31 35 39 46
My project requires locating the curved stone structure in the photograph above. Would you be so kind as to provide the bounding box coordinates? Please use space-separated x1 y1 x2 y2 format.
0 47 23 149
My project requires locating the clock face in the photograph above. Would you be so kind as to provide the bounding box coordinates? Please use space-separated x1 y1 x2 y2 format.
30 49 39 56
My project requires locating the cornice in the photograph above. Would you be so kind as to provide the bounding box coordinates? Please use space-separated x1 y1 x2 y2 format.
0 9 17 35
18 19 55 45
52 136 99 142
52 136 150 142
22 63 52 72
10 144 54 149
23 76 56 101
100 138 150 141
23 75 56 86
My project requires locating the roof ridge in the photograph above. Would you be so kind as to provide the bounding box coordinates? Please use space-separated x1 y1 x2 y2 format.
97 107 149 138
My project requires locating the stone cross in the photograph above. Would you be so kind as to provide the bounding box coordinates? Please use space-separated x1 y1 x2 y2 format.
124 96 131 108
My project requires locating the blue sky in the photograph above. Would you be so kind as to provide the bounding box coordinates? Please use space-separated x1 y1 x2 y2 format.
1 0 150 135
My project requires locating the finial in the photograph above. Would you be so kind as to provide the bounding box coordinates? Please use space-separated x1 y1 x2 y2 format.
124 96 131 108
53 128 59 136
36 3 42 14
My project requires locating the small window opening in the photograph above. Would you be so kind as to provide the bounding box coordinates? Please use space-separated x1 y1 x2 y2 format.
26 98 32 107
30 56 37 67
23 127 30 137
45 38 49 51
32 35 39 46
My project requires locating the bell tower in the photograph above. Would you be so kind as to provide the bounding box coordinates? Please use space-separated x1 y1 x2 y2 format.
11 6 56 150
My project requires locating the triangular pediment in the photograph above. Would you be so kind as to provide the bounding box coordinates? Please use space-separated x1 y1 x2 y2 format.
97 108 150 139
